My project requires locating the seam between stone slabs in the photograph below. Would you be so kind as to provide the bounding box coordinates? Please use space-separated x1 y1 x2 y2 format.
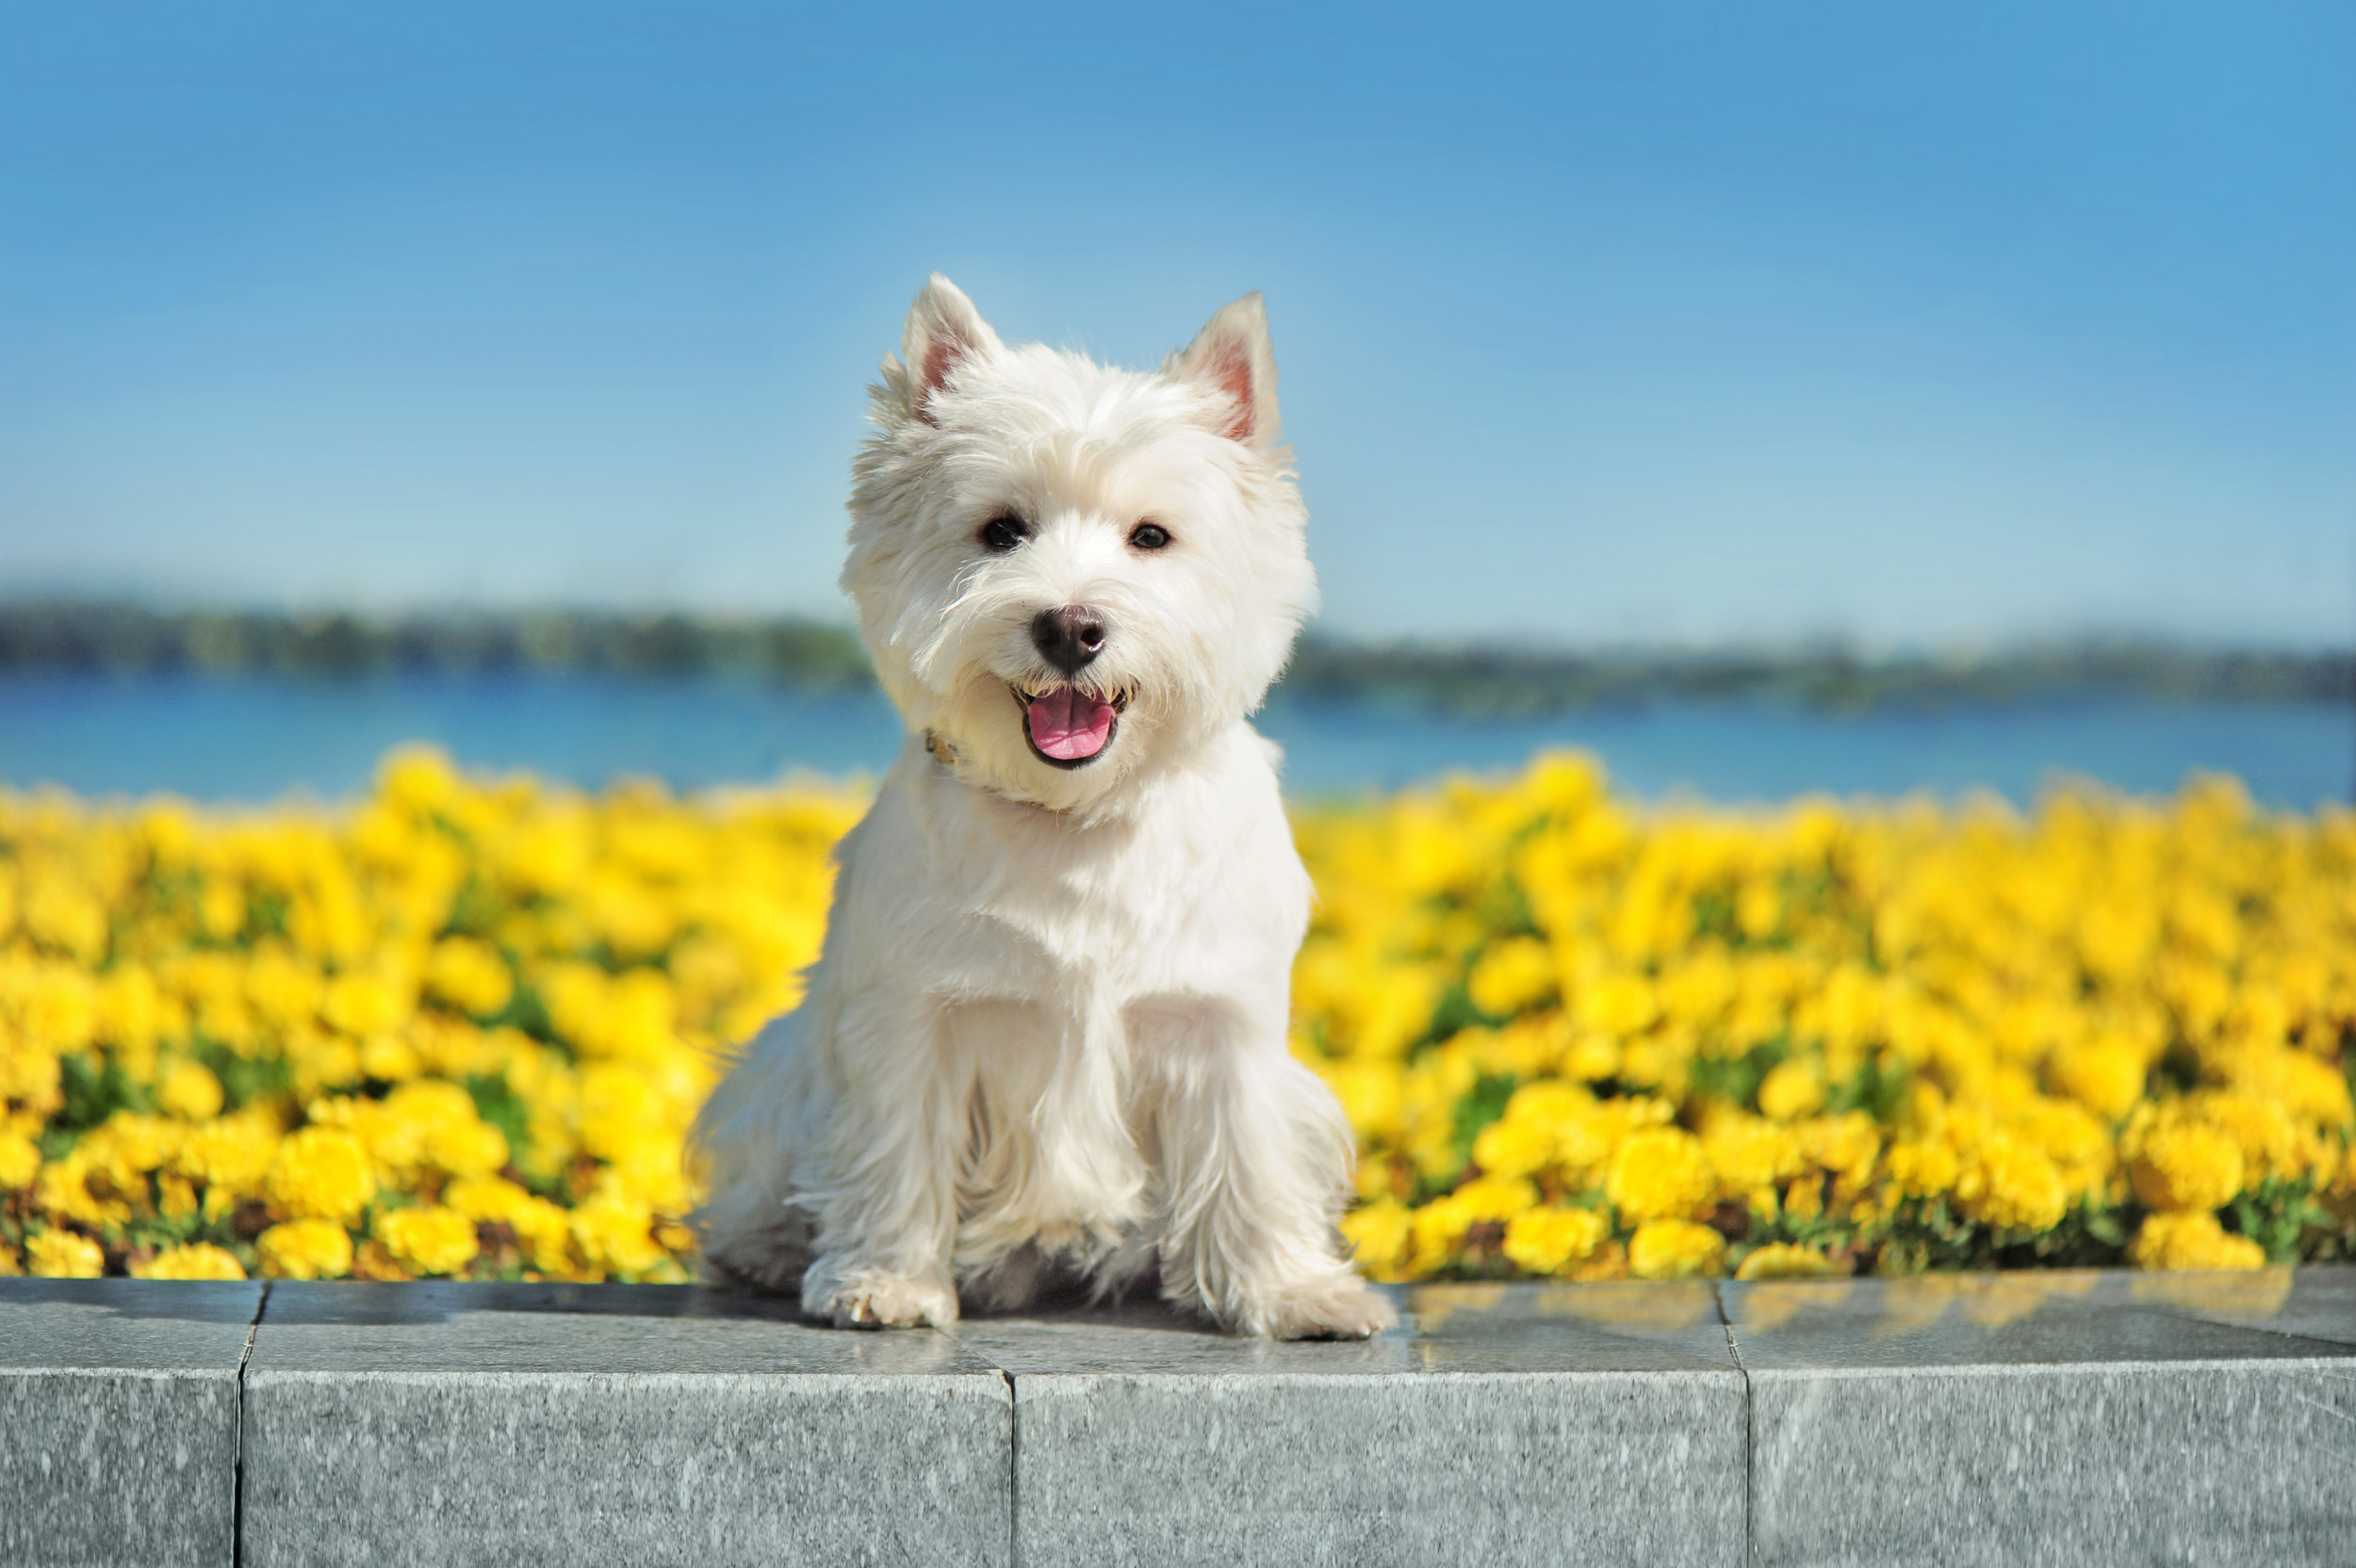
1002 1368 1021 1568
235 1283 270 1567
1712 1283 1756 1568
934 1321 1023 1568
235 1280 270 1568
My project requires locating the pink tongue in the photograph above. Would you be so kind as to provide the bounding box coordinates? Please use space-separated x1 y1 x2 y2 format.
1026 686 1117 760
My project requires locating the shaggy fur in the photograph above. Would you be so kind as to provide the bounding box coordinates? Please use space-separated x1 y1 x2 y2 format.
691 275 1394 1338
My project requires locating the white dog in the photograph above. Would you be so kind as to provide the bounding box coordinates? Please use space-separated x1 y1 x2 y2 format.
692 275 1393 1339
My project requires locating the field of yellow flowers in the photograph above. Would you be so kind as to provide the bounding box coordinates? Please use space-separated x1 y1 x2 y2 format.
2 746 2351 1287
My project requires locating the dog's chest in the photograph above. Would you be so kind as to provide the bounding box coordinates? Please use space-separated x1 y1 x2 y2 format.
918 789 1291 998
965 819 1201 969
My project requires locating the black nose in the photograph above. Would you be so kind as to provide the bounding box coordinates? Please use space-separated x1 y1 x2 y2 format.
1030 606 1106 676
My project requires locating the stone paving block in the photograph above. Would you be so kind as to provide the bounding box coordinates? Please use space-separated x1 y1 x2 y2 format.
0 1278 261 1568
951 1281 1745 1568
1726 1274 2356 1568
241 1281 1010 1568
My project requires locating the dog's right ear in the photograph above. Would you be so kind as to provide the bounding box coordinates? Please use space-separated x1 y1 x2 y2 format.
895 273 1002 425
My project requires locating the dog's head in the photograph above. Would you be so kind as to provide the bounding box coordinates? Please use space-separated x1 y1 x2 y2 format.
843 275 1317 812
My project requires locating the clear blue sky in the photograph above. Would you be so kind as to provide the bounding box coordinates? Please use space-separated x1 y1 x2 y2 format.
1 1 2349 646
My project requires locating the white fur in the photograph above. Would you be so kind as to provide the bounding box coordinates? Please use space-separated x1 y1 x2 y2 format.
692 275 1393 1339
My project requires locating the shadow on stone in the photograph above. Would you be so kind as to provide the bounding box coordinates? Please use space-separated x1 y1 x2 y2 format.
0 1276 260 1325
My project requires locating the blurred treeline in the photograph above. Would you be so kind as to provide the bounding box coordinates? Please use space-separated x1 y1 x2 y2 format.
0 602 873 687
0 601 2348 713
1280 638 2356 715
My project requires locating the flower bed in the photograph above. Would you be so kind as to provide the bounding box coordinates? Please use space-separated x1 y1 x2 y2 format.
2 747 2350 1284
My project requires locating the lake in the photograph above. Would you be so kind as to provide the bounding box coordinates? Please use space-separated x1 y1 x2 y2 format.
0 674 2345 809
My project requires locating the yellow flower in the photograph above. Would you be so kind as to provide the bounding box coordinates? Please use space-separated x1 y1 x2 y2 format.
575 1062 665 1163
34 1152 122 1229
2050 1036 2148 1121
1735 1243 1845 1281
266 1127 377 1224
1628 1218 1726 1280
28 1229 105 1278
1450 1173 1539 1224
1501 1207 1608 1274
1341 1199 1414 1278
425 937 515 1019
174 1109 284 1208
0 1035 66 1117
2184 1092 2307 1187
434 1118 513 1181
1470 1114 1557 1181
134 1243 247 1281
1757 1059 1825 1121
256 1219 355 1280
568 1190 667 1277
379 744 461 815
322 971 411 1037
1318 1059 1406 1143
0 1130 41 1190
25 879 108 966
1468 936 1555 1017
2129 1211 2265 1272
374 1205 481 1277
1576 972 1659 1037
510 1196 579 1274
23 965 100 1052
1607 1128 1714 1223
1956 1137 2069 1233
1885 1140 1959 1199
2128 1122 2243 1213
1700 1114 1802 1196
155 1058 225 1121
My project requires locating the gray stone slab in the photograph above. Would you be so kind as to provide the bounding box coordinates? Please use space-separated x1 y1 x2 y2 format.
951 1282 1745 1568
242 1282 1010 1568
1726 1274 2356 1567
0 1278 262 1568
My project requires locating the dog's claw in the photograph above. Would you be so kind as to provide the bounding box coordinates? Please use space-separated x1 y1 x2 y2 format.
806 1266 959 1331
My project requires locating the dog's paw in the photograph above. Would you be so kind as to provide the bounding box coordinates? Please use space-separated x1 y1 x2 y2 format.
1259 1278 1399 1341
802 1264 958 1331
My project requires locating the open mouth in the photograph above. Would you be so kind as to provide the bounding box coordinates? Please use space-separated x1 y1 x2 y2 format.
1015 683 1127 769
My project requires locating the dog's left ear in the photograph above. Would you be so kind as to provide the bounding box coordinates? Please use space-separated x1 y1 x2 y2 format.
1174 293 1280 449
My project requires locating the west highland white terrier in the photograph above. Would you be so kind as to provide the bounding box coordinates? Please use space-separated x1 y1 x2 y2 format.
692 275 1394 1339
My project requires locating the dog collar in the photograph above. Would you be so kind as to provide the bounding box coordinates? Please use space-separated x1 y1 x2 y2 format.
923 727 1077 816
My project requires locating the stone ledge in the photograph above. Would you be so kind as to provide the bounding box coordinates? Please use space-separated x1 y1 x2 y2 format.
2 1267 2350 1567
0 1279 259 1568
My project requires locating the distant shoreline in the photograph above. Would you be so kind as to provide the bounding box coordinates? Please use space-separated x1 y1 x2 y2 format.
0 601 2346 715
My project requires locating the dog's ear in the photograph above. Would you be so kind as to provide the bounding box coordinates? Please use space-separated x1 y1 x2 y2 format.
897 273 1002 425
1173 293 1280 449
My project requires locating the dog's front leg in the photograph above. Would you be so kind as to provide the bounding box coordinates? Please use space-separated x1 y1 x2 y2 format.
1139 999 1398 1339
797 987 961 1329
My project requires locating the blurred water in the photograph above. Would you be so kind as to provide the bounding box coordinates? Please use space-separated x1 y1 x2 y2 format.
0 674 2345 809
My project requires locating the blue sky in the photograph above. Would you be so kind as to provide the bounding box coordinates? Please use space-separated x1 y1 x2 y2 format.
1 1 2348 646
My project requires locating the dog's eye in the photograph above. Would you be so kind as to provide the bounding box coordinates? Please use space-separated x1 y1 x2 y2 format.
1129 522 1171 551
979 515 1029 553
